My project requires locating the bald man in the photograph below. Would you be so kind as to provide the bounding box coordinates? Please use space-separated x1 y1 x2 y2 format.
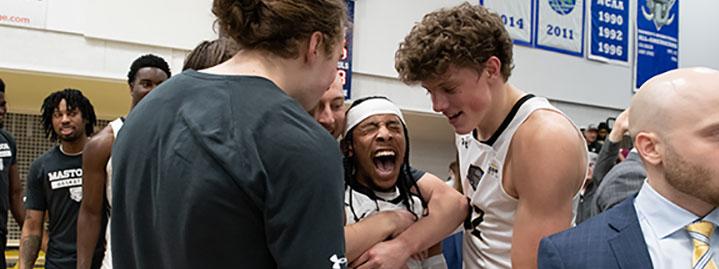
537 67 719 269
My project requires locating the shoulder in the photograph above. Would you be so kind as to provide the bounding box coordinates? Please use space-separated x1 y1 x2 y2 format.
29 147 58 171
0 128 14 141
509 109 586 194
541 210 619 264
514 109 583 150
258 99 333 148
84 126 114 159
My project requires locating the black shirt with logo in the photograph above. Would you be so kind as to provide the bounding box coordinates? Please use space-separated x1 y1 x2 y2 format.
25 146 106 269
0 129 16 237
112 70 346 269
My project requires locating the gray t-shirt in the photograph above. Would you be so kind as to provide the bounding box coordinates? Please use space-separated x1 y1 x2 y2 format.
25 146 106 269
111 70 346 269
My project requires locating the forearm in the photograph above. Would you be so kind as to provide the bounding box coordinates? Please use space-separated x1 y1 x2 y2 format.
10 192 25 227
345 211 401 261
592 140 621 186
77 209 103 269
394 191 467 255
19 219 42 269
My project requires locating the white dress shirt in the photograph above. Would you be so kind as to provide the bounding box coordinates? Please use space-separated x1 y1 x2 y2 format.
634 181 719 269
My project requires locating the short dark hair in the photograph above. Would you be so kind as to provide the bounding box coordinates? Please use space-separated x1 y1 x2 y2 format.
0 78 5 93
127 54 171 85
41 89 96 141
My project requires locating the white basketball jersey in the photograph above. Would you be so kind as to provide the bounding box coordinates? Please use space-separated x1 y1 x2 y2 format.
457 95 581 269
344 183 448 269
102 117 123 269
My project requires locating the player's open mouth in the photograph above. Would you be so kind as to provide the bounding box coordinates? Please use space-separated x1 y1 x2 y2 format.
373 150 397 177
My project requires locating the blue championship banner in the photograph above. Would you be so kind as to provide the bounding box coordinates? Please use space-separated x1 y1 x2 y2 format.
480 0 534 46
634 0 678 90
338 0 354 100
588 0 629 65
535 0 586 56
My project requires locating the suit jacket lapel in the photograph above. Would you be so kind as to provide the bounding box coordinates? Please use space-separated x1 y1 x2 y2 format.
607 197 654 269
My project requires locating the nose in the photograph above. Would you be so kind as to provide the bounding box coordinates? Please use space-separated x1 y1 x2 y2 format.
431 92 448 113
376 124 393 142
61 114 71 123
316 105 335 128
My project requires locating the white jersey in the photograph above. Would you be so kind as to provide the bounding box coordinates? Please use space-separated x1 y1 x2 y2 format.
102 117 123 269
344 183 447 269
457 95 582 269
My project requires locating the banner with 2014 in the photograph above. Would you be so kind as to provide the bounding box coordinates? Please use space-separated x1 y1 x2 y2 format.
480 0 586 57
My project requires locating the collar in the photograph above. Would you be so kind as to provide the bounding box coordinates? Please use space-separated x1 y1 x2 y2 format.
635 180 719 239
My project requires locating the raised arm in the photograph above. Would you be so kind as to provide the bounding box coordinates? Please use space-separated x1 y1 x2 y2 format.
592 109 630 187
509 111 586 269
77 128 113 269
351 173 467 268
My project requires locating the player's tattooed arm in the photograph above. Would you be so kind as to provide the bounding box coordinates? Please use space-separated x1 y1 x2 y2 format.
19 209 44 269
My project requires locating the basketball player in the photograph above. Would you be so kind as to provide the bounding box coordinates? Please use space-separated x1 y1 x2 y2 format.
76 54 170 269
342 96 467 269
396 3 587 268
20 89 104 269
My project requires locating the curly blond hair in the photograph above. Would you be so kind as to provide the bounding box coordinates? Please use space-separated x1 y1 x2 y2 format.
395 3 513 83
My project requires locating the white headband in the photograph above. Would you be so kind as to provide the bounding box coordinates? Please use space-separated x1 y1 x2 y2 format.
344 98 405 137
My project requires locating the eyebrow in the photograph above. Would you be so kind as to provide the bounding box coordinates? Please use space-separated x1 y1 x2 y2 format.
698 122 719 135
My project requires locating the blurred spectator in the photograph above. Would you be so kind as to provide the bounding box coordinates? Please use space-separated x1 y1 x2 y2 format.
596 122 610 145
584 124 602 153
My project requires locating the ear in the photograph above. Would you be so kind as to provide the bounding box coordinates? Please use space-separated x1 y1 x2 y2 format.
484 56 502 80
340 138 353 157
634 132 663 166
304 31 325 64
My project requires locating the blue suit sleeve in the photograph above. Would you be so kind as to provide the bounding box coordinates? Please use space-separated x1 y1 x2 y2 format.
538 237 566 269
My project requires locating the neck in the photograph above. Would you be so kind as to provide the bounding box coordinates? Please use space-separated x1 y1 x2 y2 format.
205 50 300 99
475 83 525 140
60 136 88 155
353 172 396 192
647 174 716 217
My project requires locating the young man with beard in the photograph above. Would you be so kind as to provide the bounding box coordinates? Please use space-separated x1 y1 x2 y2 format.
20 89 104 269
395 3 587 268
76 55 171 269
539 67 719 268
0 79 25 268
341 96 467 269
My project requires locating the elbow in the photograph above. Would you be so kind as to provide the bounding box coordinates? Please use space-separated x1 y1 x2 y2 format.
455 194 469 226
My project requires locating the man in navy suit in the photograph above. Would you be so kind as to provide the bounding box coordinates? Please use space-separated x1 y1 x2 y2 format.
538 67 719 269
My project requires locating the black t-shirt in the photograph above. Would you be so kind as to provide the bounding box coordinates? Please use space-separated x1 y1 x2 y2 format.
112 70 346 269
0 129 17 236
25 146 106 269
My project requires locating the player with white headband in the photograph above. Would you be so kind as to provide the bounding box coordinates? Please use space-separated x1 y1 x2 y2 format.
341 96 467 269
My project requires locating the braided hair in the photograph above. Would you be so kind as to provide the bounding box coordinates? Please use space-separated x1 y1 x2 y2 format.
40 89 96 141
341 96 428 220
